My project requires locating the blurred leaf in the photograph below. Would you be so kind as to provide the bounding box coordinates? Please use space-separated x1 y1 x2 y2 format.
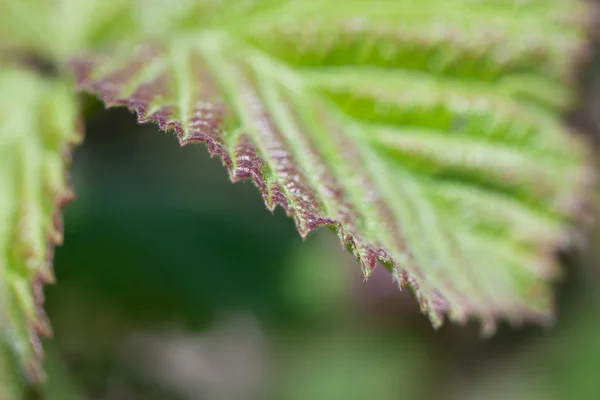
283 232 352 320
273 327 432 400
541 293 600 400
41 343 84 400
0 341 27 400
0 0 135 61
71 0 594 331
0 65 81 381
448 291 600 400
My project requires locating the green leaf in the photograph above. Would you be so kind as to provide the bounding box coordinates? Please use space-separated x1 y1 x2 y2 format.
0 340 27 400
0 0 136 61
0 65 81 381
70 0 594 332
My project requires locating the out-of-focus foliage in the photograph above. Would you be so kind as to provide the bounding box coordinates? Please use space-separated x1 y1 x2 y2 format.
1 340 26 400
0 65 81 383
0 0 135 60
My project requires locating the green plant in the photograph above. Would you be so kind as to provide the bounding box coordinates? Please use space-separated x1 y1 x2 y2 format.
0 0 596 393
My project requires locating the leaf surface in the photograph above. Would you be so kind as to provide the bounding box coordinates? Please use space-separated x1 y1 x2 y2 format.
70 0 594 331
0 0 136 61
0 65 81 380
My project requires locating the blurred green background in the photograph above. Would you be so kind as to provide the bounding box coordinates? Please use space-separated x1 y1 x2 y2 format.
36 37 600 400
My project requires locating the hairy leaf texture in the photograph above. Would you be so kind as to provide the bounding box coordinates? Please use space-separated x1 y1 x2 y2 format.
0 66 81 380
71 0 595 332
